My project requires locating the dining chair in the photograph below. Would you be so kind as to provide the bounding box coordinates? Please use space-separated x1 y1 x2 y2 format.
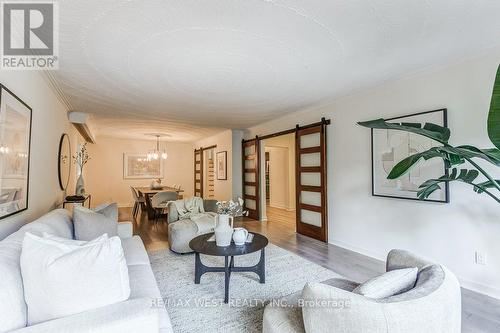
150 191 179 224
130 186 146 219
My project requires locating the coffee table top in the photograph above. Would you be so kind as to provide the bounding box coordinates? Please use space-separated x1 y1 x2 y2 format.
189 232 268 257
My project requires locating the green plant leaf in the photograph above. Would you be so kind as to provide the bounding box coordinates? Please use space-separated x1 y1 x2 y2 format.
439 146 500 166
387 147 443 179
474 179 500 193
488 64 500 149
358 119 450 144
417 168 479 200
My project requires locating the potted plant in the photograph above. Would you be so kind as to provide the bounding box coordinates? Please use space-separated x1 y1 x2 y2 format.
73 143 91 196
358 65 500 203
214 198 247 246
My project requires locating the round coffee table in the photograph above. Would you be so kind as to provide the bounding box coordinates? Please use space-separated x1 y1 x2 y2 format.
189 232 269 303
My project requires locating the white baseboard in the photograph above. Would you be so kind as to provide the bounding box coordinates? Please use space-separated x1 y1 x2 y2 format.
329 239 500 300
458 277 500 300
329 239 386 262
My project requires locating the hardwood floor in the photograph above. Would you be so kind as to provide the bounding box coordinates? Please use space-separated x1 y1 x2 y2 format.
119 206 500 332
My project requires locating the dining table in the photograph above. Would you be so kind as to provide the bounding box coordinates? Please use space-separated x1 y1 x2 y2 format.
134 186 184 220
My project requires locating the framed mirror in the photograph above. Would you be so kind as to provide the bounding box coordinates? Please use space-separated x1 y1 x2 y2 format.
58 133 71 191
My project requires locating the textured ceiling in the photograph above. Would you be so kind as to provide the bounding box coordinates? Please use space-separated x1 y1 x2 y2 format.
53 0 500 142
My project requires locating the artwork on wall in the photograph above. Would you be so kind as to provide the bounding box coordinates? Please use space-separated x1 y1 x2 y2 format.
123 153 163 179
0 85 32 219
216 151 227 180
371 109 449 203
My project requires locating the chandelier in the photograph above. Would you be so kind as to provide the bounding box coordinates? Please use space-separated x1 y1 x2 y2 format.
147 134 168 161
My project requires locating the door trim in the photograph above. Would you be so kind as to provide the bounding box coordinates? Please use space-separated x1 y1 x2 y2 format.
242 137 260 220
242 118 330 242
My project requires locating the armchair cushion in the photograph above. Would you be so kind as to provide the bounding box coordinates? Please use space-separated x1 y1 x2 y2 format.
352 267 418 299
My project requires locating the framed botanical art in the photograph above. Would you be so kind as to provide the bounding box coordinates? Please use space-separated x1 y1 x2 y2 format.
123 153 163 179
371 109 449 203
216 151 227 180
0 85 32 219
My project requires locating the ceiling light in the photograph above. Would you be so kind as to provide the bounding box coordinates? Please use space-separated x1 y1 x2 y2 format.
147 134 167 161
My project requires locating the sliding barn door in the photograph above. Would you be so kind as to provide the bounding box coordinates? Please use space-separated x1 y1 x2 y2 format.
194 148 203 197
295 123 328 242
242 138 260 220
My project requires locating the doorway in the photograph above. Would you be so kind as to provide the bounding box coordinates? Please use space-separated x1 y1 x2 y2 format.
203 148 215 198
194 145 217 198
242 118 329 242
261 133 296 232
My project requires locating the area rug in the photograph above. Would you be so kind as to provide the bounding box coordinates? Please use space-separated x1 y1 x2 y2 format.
149 243 340 333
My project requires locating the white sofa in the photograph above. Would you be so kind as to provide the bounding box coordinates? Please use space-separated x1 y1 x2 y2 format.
263 249 461 333
0 209 172 333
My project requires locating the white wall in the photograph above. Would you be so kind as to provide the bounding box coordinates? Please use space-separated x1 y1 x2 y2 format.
231 130 244 200
266 146 289 209
263 133 296 211
85 136 194 207
0 71 76 240
245 49 500 299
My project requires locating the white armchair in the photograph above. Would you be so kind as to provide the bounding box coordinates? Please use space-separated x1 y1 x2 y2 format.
263 249 461 333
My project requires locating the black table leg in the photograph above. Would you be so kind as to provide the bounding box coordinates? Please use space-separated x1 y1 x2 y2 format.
192 249 266 303
224 256 230 303
194 252 202 284
258 248 265 283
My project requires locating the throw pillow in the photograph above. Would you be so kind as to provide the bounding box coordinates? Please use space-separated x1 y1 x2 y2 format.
73 205 118 241
352 267 418 299
42 232 108 245
93 202 118 222
20 232 130 325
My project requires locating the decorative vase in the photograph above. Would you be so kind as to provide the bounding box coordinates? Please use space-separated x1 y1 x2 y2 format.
76 173 85 196
215 214 234 247
232 227 248 246
150 179 162 190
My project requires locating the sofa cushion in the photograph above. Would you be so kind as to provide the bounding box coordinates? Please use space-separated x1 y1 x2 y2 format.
73 205 118 241
0 238 27 333
12 209 73 240
353 267 418 299
127 264 171 330
0 209 73 333
21 233 130 325
122 236 150 265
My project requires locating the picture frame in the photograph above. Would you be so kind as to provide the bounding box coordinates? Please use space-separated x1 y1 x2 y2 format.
371 109 449 203
123 153 164 179
216 151 227 180
0 84 32 220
